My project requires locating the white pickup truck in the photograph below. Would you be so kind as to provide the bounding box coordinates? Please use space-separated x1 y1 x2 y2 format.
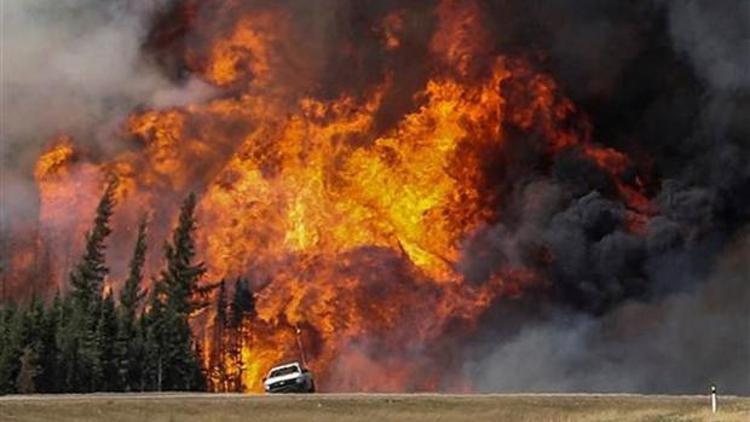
262 362 315 393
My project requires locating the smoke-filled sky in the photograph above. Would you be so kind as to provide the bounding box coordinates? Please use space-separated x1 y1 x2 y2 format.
1 0 214 227
460 0 750 394
2 0 748 394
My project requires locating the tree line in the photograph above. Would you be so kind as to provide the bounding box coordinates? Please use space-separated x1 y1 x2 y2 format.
0 180 256 394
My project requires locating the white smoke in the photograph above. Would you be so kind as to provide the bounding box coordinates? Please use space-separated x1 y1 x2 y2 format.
1 0 212 166
0 0 213 233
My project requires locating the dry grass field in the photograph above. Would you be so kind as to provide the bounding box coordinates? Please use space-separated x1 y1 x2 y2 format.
1 393 748 422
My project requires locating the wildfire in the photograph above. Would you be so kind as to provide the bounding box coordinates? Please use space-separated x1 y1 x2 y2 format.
27 0 652 392
34 137 75 182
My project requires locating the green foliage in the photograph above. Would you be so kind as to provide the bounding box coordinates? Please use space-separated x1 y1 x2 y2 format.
142 285 166 391
0 192 217 394
0 302 22 394
37 292 62 393
160 193 207 317
96 292 119 391
15 347 39 394
59 180 118 392
118 215 148 392
145 193 208 391
69 179 117 310
120 216 148 321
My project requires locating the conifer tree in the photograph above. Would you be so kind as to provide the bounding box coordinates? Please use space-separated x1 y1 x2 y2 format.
160 298 194 390
209 280 228 391
134 309 149 391
0 190 230 394
56 294 79 392
120 216 148 321
143 285 166 391
152 193 208 390
37 292 62 393
15 346 39 394
227 278 255 391
62 179 118 392
0 304 8 390
118 215 148 391
230 278 256 327
0 300 36 394
24 296 46 391
96 291 119 391
69 179 117 309
161 193 207 316
0 302 22 393
189 339 207 391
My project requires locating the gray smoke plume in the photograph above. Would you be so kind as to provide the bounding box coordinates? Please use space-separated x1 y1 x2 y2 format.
1 0 748 393
1 0 212 223
3 1 199 161
465 230 750 394
460 0 750 394
667 0 750 92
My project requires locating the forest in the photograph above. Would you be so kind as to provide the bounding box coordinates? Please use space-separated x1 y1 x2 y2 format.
0 180 255 394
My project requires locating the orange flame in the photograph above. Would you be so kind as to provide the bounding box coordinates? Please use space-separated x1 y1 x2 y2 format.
28 0 652 392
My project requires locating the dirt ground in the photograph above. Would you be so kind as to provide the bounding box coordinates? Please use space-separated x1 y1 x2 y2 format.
1 393 748 422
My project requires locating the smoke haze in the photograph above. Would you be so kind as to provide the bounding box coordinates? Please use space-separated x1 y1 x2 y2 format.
1 0 211 223
466 230 750 393
2 0 748 394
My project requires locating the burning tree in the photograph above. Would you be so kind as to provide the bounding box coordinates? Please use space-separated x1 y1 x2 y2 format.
5 0 655 392
3 0 748 395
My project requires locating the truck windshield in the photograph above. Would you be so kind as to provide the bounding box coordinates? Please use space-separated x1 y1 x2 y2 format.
269 366 299 378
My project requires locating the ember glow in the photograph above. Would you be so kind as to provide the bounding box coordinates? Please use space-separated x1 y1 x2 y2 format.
20 0 654 392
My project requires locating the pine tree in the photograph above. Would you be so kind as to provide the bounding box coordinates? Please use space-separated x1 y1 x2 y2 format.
227 278 255 392
62 179 118 392
120 216 148 320
0 304 8 390
118 215 148 391
15 346 39 394
57 295 79 392
230 278 256 327
0 302 22 393
24 296 46 392
133 310 149 391
189 340 207 391
96 291 119 391
0 300 37 394
152 193 208 390
209 280 228 391
70 179 117 309
161 193 207 316
143 286 166 392
37 292 62 393
0 296 61 394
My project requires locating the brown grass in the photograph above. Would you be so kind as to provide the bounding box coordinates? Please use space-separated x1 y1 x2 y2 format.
1 393 748 422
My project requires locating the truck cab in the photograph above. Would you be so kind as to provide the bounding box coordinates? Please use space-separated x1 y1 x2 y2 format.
263 362 315 393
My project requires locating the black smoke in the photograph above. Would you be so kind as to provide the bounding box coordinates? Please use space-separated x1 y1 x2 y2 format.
457 0 750 394
3 0 748 393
